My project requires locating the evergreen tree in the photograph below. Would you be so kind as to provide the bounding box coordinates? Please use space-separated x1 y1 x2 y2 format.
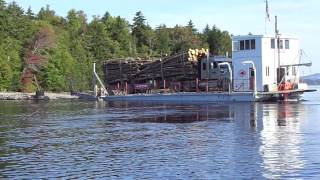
132 11 153 56
66 9 87 38
26 6 35 20
187 20 197 34
7 1 24 16
0 0 6 10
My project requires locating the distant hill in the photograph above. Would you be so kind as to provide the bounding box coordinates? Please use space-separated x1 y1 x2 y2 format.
301 73 320 85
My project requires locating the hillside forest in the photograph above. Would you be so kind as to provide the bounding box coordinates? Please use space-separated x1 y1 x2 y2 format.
0 1 232 92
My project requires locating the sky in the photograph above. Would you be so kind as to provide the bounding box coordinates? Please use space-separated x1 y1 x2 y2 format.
5 0 320 74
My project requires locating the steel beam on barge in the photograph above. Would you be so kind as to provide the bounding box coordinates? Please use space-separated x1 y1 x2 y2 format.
280 62 312 68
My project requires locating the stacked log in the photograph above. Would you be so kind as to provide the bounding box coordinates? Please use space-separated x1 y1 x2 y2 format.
103 58 149 83
104 50 207 85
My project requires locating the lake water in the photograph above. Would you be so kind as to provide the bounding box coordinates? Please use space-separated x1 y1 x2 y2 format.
1 88 320 179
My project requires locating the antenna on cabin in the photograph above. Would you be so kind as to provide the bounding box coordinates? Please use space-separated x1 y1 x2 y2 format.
265 0 271 34
275 16 279 35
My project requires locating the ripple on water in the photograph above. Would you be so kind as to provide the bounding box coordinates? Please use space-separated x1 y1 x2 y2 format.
0 100 320 179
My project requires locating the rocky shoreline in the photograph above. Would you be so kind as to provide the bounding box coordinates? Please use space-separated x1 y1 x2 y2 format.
0 92 79 100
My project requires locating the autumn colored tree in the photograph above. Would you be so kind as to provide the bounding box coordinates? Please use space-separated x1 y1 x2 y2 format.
21 26 56 92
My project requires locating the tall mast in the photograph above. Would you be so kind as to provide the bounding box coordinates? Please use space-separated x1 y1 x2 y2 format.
275 16 281 84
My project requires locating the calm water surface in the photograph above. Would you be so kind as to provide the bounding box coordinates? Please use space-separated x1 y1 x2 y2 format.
1 88 320 179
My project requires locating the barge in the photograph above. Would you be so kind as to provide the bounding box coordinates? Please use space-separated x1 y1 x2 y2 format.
97 17 316 102
105 89 315 102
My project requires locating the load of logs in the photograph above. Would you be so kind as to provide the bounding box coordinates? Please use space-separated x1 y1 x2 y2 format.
103 49 208 85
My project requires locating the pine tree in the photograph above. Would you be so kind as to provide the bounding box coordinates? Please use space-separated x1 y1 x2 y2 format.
132 11 153 56
26 6 35 20
187 20 197 34
0 0 6 10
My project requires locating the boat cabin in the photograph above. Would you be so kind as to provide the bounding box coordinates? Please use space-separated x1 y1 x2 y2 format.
232 35 300 92
200 55 232 80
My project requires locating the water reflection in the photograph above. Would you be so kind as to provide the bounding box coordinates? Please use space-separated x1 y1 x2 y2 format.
259 102 305 179
0 100 317 179
104 101 307 179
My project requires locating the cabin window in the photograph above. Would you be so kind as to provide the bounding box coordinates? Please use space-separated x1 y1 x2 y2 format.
240 40 245 50
233 41 239 51
265 67 267 76
250 69 255 77
286 67 289 76
271 39 275 49
239 39 255 51
214 62 218 68
251 39 256 49
203 63 206 70
285 40 290 49
279 40 283 49
276 39 284 49
245 40 250 50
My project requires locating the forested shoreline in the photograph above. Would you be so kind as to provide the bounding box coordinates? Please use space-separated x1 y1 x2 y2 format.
0 1 231 92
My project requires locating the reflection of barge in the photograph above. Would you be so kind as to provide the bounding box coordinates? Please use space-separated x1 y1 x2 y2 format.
98 18 316 102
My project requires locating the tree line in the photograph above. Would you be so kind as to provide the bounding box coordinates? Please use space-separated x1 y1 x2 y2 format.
0 1 231 92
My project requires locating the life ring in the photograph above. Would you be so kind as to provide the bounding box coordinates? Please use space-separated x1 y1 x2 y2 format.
239 69 246 77
279 82 293 91
284 82 293 90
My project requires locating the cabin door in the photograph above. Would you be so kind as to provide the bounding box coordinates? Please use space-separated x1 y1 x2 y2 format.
277 68 286 84
249 68 255 90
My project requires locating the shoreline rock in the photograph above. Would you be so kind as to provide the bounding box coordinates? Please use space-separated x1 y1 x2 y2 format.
0 92 79 100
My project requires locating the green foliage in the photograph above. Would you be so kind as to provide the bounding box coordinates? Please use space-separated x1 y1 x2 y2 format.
0 38 22 91
0 54 12 91
37 5 62 26
155 24 171 56
0 3 232 92
103 15 133 57
170 25 203 53
204 25 232 55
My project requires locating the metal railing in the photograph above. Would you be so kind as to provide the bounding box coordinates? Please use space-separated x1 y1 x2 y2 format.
233 78 251 92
